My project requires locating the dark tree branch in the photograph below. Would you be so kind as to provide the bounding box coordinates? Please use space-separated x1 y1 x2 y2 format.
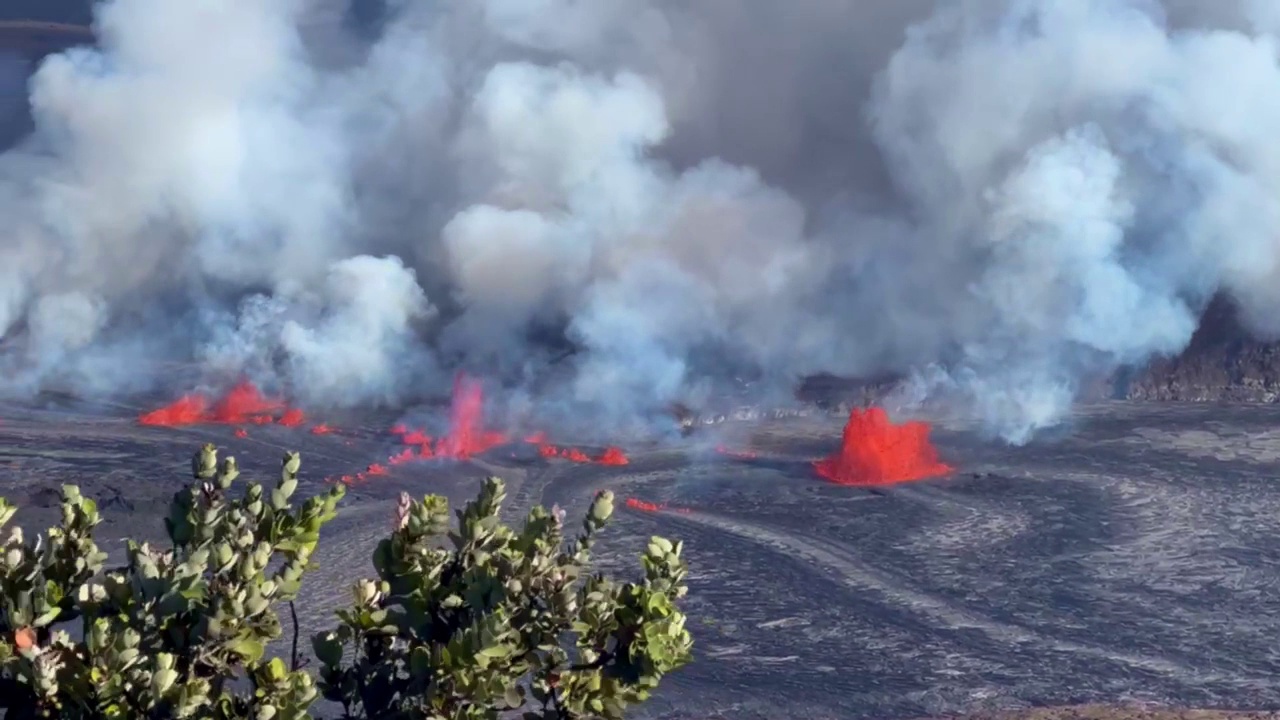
289 600 301 671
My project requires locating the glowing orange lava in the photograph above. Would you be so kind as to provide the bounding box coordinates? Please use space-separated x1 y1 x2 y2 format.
624 497 690 514
402 430 432 446
138 395 208 426
814 407 951 486
533 442 625 465
598 447 629 465
208 381 282 424
137 381 307 429
435 373 507 459
387 448 416 465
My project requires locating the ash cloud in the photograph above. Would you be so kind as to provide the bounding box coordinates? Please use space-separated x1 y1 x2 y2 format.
2 0 1280 442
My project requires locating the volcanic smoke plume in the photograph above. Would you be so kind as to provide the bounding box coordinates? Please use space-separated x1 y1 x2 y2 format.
5 1 1280 441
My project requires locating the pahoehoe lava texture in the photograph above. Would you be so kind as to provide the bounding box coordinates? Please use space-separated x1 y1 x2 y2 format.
2 400 1279 719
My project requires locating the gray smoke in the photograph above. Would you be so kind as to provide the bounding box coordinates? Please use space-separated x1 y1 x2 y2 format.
1 0 1278 442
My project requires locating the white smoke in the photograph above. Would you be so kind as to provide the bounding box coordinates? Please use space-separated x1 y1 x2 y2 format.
2 0 1280 441
864 0 1280 438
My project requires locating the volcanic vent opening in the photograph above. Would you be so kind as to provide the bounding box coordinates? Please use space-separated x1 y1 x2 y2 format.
814 407 952 486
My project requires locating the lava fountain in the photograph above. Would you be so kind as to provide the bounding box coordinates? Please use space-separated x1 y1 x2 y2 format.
814 407 952 486
138 381 306 428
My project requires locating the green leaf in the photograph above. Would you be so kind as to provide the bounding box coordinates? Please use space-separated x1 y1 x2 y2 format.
504 685 523 709
264 657 288 682
228 637 265 664
32 607 60 628
477 643 512 659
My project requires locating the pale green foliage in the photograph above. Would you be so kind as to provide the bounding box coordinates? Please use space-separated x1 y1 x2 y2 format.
0 447 692 720
313 477 693 719
0 445 343 719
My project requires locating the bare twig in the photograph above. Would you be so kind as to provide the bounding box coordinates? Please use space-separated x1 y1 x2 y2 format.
289 600 301 671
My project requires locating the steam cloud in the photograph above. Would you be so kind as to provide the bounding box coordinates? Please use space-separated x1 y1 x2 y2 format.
1 0 1279 442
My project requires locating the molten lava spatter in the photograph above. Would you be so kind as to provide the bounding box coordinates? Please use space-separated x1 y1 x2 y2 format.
138 395 208 426
599 447 629 465
331 374 634 481
387 447 417 465
436 373 506 459
208 381 282 424
402 430 432 447
137 381 309 429
624 498 690 514
814 407 951 486
531 441 627 465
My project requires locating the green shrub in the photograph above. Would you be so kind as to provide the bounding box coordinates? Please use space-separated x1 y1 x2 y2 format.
0 444 343 719
0 446 693 719
313 477 693 719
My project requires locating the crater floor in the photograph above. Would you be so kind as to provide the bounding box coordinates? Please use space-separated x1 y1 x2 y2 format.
1 398 1278 719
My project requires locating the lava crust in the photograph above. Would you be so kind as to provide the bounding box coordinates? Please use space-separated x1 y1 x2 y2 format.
1 397 1278 719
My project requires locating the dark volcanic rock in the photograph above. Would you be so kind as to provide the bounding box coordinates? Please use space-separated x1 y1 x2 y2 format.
1124 296 1280 403
794 372 902 409
793 297 1280 410
25 486 61 508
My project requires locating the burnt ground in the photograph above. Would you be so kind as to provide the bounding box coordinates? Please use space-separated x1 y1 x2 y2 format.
1 398 1280 718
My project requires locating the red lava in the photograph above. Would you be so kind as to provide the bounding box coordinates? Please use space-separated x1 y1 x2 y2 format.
814 407 952 486
532 442 628 466
624 497 690 514
402 430 432 446
388 448 414 465
138 394 208 426
208 381 282 424
379 373 505 471
138 381 307 429
435 373 507 459
144 372 637 483
385 374 506 463
599 447 629 465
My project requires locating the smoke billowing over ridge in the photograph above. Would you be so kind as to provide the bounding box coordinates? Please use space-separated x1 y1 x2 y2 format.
1 0 1279 442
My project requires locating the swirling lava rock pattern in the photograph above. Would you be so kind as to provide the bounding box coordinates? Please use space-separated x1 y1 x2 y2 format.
1 399 1278 719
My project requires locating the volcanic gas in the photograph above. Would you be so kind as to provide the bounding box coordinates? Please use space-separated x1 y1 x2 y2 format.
814 407 951 486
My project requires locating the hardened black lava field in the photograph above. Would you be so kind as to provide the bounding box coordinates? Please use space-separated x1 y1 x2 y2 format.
2 396 1279 719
